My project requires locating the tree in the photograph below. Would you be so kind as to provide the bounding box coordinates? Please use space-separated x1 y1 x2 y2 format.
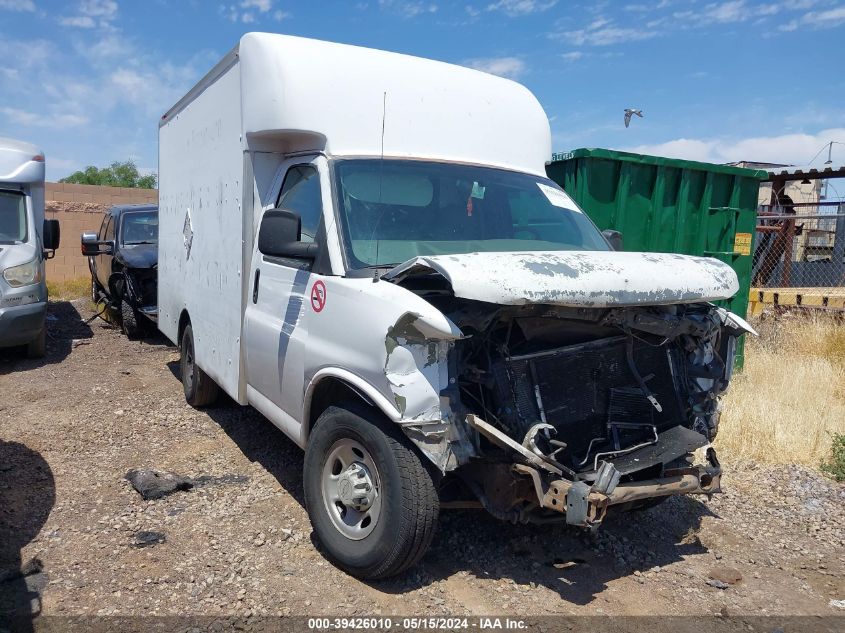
59 160 157 189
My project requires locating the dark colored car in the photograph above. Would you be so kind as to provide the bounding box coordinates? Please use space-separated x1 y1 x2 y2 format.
81 204 158 338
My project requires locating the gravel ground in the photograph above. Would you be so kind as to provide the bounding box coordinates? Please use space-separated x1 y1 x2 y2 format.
1 299 843 620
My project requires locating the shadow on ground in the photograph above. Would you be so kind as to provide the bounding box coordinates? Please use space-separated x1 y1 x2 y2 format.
0 440 56 631
0 301 92 374
164 364 307 508
395 496 714 605
186 384 717 605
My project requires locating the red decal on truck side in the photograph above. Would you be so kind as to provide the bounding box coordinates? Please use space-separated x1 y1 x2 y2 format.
310 280 327 313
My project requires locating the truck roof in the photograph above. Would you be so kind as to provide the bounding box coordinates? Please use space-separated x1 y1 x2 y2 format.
0 137 45 185
161 33 551 177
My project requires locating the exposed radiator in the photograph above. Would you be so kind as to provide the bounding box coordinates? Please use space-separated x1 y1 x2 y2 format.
490 335 687 468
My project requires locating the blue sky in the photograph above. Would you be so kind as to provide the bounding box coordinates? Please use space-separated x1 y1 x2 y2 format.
0 0 843 181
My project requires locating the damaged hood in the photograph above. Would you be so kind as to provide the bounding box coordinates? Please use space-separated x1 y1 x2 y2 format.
117 243 157 269
382 251 739 307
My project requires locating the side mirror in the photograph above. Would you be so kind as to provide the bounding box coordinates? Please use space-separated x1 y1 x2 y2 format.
258 209 318 259
81 231 113 257
602 229 623 251
43 219 60 251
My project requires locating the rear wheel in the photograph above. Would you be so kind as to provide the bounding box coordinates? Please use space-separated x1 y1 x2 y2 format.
91 275 99 303
180 323 218 407
26 328 46 359
303 404 439 579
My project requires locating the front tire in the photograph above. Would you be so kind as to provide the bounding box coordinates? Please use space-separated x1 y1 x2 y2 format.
180 323 219 407
121 299 142 339
304 405 439 579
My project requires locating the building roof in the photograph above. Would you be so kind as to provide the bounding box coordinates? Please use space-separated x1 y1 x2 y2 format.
762 163 845 182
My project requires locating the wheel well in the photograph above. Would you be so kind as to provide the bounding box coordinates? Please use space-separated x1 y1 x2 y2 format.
306 377 379 441
177 310 191 349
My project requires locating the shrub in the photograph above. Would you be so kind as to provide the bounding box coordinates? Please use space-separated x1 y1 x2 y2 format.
820 433 845 482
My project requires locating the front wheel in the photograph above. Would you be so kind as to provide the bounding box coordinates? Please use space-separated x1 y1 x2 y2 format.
121 299 142 339
180 323 219 407
303 405 439 579
26 328 46 359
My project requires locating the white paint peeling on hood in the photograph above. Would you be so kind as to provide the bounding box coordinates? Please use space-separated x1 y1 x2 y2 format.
382 251 739 307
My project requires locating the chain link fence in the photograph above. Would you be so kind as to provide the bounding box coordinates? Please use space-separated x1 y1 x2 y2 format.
752 201 845 290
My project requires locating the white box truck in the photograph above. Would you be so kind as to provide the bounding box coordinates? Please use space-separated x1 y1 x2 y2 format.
158 33 754 579
0 138 60 358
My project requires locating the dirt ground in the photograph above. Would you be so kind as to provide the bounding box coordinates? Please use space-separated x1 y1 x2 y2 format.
1 299 843 621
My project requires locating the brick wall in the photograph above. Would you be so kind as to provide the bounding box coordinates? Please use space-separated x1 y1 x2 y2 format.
45 182 158 206
44 183 158 283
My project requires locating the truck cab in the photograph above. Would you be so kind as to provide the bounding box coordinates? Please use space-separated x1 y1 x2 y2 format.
0 138 60 358
158 34 754 580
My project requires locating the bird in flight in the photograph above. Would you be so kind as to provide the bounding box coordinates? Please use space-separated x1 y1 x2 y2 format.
624 108 643 128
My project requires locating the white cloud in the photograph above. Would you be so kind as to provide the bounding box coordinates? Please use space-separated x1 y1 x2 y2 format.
240 0 272 10
75 33 133 61
561 51 583 61
485 0 556 16
463 56 526 79
79 0 117 18
0 0 35 11
59 0 118 28
378 0 438 17
555 0 843 47
0 25 215 179
558 24 657 46
621 128 845 166
624 1 672 12
58 15 96 27
1 106 88 128
780 5 845 31
221 0 284 22
703 1 750 24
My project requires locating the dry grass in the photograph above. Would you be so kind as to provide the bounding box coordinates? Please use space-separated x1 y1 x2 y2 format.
47 276 90 301
718 313 845 466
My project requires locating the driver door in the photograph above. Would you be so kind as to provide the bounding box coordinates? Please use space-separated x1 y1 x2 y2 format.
243 156 327 423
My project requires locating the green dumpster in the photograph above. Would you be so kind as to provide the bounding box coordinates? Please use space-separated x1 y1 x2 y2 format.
547 148 766 368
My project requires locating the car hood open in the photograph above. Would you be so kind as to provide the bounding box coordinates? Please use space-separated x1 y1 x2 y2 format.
382 250 739 307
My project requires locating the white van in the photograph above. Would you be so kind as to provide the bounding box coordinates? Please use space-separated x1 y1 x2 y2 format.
158 34 754 579
0 138 60 358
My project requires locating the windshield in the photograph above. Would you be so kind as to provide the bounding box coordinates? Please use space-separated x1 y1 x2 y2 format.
120 210 158 245
334 159 608 268
0 190 27 244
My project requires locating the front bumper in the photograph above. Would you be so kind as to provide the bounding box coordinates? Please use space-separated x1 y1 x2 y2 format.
0 301 47 348
465 414 721 528
515 448 722 528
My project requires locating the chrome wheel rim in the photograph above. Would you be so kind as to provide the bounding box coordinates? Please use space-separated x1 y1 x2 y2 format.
321 438 381 540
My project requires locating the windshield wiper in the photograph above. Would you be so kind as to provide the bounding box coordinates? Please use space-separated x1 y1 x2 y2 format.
345 264 397 279
124 240 157 245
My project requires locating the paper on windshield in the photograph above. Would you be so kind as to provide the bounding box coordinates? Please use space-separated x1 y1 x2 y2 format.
537 183 581 212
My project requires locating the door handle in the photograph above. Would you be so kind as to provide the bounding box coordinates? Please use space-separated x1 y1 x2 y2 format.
252 269 260 303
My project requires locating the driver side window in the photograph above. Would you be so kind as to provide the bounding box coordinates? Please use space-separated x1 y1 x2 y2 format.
276 165 322 244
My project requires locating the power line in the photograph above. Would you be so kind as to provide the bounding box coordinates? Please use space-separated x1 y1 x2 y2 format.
807 140 845 166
